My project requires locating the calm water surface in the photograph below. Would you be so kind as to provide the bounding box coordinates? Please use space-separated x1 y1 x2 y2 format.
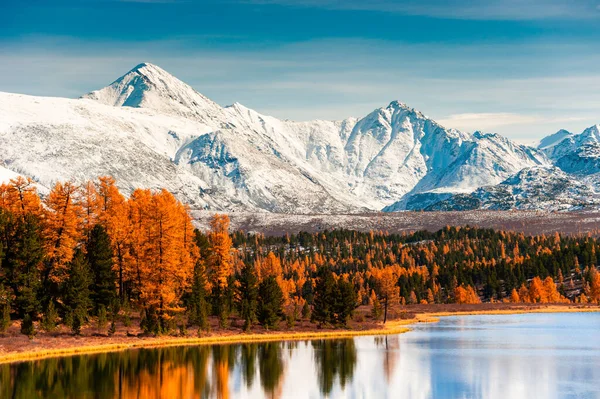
2 313 600 398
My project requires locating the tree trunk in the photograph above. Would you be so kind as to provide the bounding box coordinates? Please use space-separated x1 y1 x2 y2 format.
383 297 388 324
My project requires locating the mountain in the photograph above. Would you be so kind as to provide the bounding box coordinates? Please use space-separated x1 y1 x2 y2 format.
0 62 589 213
418 166 599 211
538 125 600 175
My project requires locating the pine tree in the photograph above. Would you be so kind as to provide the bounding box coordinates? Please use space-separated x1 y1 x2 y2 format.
188 261 209 332
40 301 59 333
312 267 336 326
301 301 311 320
21 314 35 338
333 279 357 326
0 284 10 333
64 250 92 324
86 224 116 312
97 305 108 332
257 276 284 330
5 215 44 318
237 262 259 331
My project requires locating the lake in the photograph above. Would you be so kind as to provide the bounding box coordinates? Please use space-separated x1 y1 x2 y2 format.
2 312 600 398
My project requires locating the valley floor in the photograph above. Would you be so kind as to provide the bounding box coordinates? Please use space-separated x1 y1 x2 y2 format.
193 210 600 236
0 303 597 365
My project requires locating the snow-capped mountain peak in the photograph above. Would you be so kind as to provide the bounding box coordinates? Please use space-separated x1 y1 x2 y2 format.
83 62 222 120
2 62 597 214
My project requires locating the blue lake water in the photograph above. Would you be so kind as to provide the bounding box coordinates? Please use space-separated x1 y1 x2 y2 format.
2 312 600 398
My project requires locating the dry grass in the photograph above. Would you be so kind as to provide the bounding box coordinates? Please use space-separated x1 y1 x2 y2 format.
0 324 411 365
1 303 598 365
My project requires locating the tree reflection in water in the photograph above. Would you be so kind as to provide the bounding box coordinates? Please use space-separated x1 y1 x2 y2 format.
0 338 358 398
311 339 357 396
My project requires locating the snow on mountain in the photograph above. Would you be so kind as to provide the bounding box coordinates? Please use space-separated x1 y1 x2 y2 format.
419 166 599 211
382 131 548 211
538 125 600 176
0 62 589 213
538 129 573 150
83 62 223 123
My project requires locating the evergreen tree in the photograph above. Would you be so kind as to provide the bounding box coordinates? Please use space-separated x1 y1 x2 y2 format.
237 262 258 331
5 215 44 318
188 261 209 332
0 284 10 333
257 276 283 330
86 224 116 312
334 279 357 326
40 301 59 333
312 267 336 326
64 250 92 323
21 314 35 338
97 305 108 332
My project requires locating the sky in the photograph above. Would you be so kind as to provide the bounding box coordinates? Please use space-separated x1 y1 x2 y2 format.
1 0 600 143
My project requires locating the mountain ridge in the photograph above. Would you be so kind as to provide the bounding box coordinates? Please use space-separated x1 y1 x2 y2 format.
0 62 597 213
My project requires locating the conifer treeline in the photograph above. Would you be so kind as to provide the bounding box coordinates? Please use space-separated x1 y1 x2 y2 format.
1 177 599 337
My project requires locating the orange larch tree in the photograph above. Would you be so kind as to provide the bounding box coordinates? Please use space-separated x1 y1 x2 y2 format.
97 176 132 299
43 181 84 284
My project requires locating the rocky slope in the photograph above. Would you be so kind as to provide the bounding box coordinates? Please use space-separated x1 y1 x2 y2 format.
0 62 594 213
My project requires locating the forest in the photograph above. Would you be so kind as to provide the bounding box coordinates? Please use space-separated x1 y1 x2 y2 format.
0 177 599 338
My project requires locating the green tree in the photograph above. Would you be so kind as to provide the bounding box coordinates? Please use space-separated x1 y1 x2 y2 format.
96 305 108 332
312 267 336 326
4 215 44 318
188 261 209 332
21 314 35 338
86 224 116 312
257 276 283 330
64 250 92 323
40 301 59 333
334 279 357 326
237 262 258 331
0 284 10 333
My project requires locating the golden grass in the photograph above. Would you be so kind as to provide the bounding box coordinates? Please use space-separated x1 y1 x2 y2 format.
1 305 598 365
0 324 411 365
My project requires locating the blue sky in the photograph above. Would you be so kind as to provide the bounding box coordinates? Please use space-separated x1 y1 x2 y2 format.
1 0 600 142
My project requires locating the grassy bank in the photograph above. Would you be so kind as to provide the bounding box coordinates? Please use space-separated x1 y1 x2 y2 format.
1 303 598 365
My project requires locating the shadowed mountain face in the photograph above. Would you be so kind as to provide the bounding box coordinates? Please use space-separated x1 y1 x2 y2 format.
0 62 595 213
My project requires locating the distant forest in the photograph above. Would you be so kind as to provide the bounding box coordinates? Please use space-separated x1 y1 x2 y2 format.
0 177 599 337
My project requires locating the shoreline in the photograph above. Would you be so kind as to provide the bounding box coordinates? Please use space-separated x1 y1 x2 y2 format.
1 304 598 365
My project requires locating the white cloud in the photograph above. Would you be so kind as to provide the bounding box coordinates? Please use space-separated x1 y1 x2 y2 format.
0 36 599 142
244 0 600 20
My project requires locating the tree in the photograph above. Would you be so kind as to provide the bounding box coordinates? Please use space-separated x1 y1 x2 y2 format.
510 288 520 303
257 276 284 330
4 215 44 318
0 284 10 333
188 261 209 332
43 181 83 285
207 214 234 327
528 277 544 303
0 177 43 218
237 262 259 331
21 314 35 338
86 224 116 312
377 268 400 323
333 279 357 326
98 177 131 300
64 250 92 324
132 189 198 330
312 267 336 326
40 301 59 333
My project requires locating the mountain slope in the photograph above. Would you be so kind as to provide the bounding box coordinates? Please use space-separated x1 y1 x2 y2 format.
0 62 580 213
421 166 599 211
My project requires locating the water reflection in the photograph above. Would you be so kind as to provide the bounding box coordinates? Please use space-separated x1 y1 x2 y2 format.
312 339 357 396
2 313 600 398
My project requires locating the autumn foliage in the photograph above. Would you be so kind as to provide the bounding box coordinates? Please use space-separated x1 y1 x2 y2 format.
1 176 599 338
